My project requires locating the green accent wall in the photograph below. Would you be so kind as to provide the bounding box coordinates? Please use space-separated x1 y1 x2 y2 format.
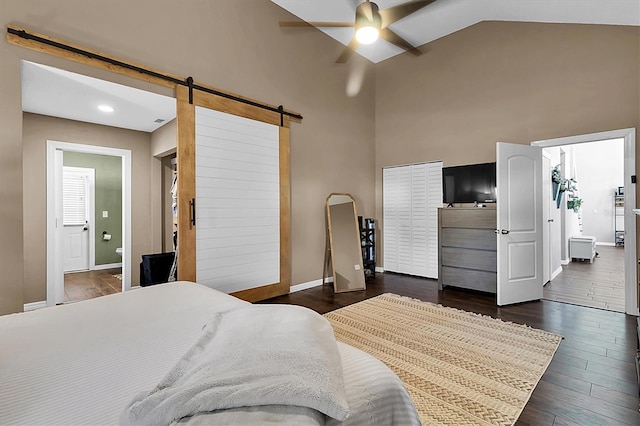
64 152 122 265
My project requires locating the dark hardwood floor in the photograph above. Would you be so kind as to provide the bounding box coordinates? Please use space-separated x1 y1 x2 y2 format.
262 273 640 425
63 268 122 302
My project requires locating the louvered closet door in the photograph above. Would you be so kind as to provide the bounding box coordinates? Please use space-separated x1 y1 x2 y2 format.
425 162 443 278
382 162 442 278
383 165 411 275
382 167 399 272
176 86 291 302
410 164 428 277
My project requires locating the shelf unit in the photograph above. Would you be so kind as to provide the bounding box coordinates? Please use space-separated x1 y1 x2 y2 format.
359 217 376 280
615 193 624 246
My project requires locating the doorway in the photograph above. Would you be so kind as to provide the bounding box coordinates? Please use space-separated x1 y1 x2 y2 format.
46 141 132 306
532 128 637 315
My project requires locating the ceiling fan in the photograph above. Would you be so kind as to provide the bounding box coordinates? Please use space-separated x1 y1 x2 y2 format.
279 0 438 63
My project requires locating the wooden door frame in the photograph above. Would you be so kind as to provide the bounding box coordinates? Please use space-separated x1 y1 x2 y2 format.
175 86 291 301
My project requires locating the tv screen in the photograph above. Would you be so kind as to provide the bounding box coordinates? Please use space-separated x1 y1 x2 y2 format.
443 162 497 204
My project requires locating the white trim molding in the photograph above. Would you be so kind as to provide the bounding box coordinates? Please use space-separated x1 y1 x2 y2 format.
92 262 123 270
532 127 637 316
46 140 133 307
24 301 47 312
289 277 335 294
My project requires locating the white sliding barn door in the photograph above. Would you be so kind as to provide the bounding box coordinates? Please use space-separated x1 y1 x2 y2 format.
383 161 442 278
195 107 280 294
175 85 291 302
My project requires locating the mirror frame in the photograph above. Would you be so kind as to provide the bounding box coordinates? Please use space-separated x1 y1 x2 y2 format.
325 193 366 293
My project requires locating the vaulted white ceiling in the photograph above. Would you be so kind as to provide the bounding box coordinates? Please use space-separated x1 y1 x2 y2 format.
272 0 640 63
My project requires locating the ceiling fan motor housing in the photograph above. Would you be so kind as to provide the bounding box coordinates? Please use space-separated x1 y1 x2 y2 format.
355 1 382 31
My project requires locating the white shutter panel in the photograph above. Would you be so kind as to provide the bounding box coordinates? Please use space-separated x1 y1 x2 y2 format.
63 169 88 226
426 161 443 278
396 166 412 274
411 164 428 276
383 167 399 272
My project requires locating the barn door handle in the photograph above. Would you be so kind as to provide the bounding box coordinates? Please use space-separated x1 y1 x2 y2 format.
189 198 196 227
501 229 510 234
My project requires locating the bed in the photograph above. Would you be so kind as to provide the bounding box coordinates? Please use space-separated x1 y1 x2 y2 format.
0 282 419 425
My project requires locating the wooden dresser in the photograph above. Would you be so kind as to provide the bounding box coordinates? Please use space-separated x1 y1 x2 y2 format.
438 208 497 293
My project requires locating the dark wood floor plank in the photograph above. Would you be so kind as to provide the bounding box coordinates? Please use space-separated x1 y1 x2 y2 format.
533 380 640 425
547 360 638 396
517 404 556 425
541 369 592 395
527 391 620 426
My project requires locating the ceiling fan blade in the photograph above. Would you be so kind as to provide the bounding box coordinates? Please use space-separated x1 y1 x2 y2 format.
379 0 438 28
379 28 422 56
336 38 360 63
279 21 355 28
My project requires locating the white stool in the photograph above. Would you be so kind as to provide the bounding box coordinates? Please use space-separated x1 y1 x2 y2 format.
569 236 596 263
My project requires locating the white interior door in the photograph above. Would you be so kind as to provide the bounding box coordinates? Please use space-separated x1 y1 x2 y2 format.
496 142 543 306
62 167 93 273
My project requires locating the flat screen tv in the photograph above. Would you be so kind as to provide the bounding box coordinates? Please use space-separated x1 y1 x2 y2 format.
443 162 497 204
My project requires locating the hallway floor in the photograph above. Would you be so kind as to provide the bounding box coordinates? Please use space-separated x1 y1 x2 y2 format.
64 268 122 303
543 245 625 312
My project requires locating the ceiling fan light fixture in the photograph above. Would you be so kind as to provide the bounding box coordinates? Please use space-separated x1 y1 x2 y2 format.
355 25 379 44
355 1 381 44
97 104 114 113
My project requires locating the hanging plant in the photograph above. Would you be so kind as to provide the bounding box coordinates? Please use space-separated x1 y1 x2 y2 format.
551 165 563 201
567 197 583 213
552 165 563 184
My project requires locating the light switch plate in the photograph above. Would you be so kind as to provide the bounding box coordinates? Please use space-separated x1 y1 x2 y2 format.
102 211 108 218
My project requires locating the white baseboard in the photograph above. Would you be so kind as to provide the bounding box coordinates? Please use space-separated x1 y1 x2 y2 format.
92 262 122 270
550 266 563 281
24 301 47 312
290 279 322 293
289 277 333 294
596 242 615 247
375 266 384 273
560 258 570 265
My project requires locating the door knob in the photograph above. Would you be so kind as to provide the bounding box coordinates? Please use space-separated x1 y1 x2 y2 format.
548 219 554 223
501 229 510 234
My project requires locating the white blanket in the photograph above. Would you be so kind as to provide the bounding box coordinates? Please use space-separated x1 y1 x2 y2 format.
121 304 350 425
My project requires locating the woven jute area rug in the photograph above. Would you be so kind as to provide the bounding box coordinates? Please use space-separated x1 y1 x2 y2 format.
324 293 562 426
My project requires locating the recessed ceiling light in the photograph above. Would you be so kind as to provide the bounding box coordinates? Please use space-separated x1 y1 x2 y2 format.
97 105 114 113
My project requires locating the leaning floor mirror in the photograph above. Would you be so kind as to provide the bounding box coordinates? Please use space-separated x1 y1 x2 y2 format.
324 193 366 293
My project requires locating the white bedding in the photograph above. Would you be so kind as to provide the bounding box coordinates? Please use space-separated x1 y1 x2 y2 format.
0 282 419 425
